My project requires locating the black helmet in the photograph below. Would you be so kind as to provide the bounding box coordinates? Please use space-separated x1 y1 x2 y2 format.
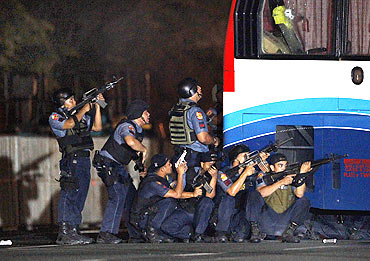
177 77 198 98
126 99 149 120
228 144 250 162
52 88 75 107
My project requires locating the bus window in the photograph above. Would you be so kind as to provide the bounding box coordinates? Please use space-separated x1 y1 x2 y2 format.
261 0 333 55
344 1 370 56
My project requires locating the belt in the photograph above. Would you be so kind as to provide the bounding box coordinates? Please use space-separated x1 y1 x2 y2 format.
70 151 91 157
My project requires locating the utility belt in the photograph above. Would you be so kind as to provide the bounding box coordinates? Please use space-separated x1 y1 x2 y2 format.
93 151 132 187
65 150 91 158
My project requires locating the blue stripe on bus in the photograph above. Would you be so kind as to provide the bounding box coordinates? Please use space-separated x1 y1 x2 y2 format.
223 112 370 147
223 98 370 131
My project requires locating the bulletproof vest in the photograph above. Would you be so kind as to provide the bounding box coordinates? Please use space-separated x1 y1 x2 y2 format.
101 120 144 165
264 184 296 213
131 173 170 219
169 100 197 145
56 111 94 154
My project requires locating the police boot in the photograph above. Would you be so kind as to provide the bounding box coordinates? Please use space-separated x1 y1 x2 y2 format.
281 222 300 243
145 226 174 243
249 222 266 243
97 231 123 244
70 225 94 244
56 222 83 245
192 233 205 243
215 231 228 243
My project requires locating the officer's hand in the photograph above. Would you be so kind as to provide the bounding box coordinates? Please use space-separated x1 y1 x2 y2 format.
142 148 148 164
176 161 188 175
82 103 92 113
95 94 105 108
280 174 295 185
139 168 147 178
300 161 312 173
259 152 270 161
242 165 255 176
208 165 218 178
193 186 203 197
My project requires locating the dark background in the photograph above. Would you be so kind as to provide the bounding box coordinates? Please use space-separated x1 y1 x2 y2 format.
0 0 231 135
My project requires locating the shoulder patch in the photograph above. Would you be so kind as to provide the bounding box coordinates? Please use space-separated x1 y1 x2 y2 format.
220 173 228 181
257 172 264 178
196 112 203 120
52 114 59 120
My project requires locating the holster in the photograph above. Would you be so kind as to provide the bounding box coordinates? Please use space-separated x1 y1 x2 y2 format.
59 157 79 191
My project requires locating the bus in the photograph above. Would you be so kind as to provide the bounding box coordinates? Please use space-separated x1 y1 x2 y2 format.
223 0 370 211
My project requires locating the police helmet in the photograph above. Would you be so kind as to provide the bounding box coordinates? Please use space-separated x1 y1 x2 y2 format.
177 77 198 98
126 99 149 120
52 88 75 107
228 144 250 163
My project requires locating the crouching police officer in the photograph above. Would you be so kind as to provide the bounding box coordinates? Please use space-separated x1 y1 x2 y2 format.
93 99 149 244
49 87 104 245
246 153 311 243
214 144 262 243
169 78 220 169
160 151 218 242
130 154 187 243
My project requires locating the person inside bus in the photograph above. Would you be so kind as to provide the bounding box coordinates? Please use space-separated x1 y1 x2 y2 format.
245 153 311 243
169 77 220 169
214 145 269 242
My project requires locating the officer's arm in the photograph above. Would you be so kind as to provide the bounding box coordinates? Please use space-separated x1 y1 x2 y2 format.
294 161 310 198
163 162 186 199
206 167 218 198
257 174 295 197
226 166 254 197
197 132 218 146
124 136 147 155
91 101 103 132
62 103 91 129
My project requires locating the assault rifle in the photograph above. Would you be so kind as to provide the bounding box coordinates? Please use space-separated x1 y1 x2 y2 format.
67 76 123 116
134 152 145 172
262 153 348 187
225 137 293 178
192 170 214 194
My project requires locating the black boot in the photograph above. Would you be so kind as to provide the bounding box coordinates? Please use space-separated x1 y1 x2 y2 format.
97 231 123 244
215 231 228 243
70 225 94 244
281 222 300 243
249 222 266 243
56 222 84 245
145 226 174 243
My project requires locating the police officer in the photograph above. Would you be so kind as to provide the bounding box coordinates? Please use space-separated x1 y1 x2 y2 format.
169 77 220 169
246 153 311 243
49 88 104 245
160 151 218 242
93 99 149 244
130 154 187 243
214 144 257 243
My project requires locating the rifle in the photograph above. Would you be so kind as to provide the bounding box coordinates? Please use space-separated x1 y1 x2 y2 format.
192 170 214 194
225 137 293 178
262 153 348 187
134 152 145 172
67 76 123 116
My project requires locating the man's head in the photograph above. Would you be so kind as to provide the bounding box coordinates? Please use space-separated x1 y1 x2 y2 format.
228 144 250 164
177 77 202 102
269 153 288 173
52 88 76 109
200 151 217 171
148 153 172 176
126 99 150 124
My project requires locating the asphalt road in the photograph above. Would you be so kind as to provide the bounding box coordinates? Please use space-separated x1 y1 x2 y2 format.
1 238 369 261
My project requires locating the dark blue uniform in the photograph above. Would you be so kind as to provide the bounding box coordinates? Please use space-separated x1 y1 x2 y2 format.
245 173 311 236
215 168 252 241
49 110 92 226
161 167 215 240
98 121 142 235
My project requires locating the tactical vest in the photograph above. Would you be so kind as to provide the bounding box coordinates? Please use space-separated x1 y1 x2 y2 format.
56 111 94 155
101 120 144 165
264 185 296 213
169 100 197 145
130 173 170 222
